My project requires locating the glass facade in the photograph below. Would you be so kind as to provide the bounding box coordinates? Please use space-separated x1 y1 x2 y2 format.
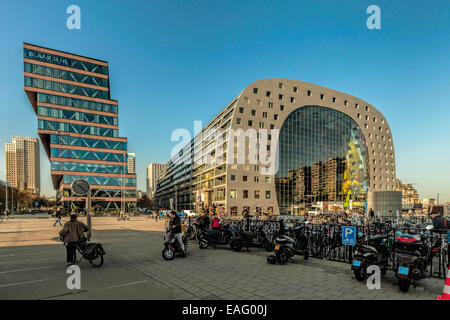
62 175 136 186
24 48 108 75
38 119 118 137
38 93 118 114
50 134 126 150
38 106 118 126
24 76 109 99
51 148 125 162
276 106 369 214
24 62 108 87
51 161 125 174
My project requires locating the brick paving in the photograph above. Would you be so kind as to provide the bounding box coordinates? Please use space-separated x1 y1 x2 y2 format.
0 216 444 300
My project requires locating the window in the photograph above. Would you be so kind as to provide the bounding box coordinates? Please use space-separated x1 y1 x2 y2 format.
293 86 298 93
268 102 273 109
243 190 249 198
307 90 311 96
266 91 271 97
290 97 295 103
259 122 265 128
253 88 258 94
280 105 284 111
263 112 267 118
236 118 241 124
366 106 369 111
239 107 244 113
274 114 278 120
254 176 259 182
230 189 237 198
251 109 256 116
270 124 275 129
279 82 283 89
333 97 336 103
344 100 348 106
266 191 270 199
248 120 253 126
320 94 324 100
254 190 260 199
355 103 359 109
254 165 259 171
357 113 361 119
278 94 283 100
243 175 248 181
231 175 236 181
265 177 270 183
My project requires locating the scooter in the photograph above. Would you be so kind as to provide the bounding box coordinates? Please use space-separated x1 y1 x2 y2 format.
351 233 390 281
272 222 310 264
198 224 238 249
162 229 188 260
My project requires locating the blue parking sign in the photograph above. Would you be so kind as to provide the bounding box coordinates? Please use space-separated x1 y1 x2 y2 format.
342 226 357 246
447 231 450 245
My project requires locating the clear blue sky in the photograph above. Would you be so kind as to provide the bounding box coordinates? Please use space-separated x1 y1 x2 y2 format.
0 0 449 201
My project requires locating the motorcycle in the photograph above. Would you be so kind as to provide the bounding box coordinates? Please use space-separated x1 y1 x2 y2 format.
198 224 239 250
162 228 188 260
352 233 390 281
231 225 275 252
272 222 310 264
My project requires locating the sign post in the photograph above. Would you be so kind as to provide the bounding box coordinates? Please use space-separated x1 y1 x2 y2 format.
342 226 357 263
71 179 91 239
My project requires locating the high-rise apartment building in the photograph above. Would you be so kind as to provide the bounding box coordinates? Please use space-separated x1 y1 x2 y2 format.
23 43 137 212
127 153 136 174
5 136 40 194
146 163 164 199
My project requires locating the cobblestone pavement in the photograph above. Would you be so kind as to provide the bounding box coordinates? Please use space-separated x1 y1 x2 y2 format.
0 217 444 300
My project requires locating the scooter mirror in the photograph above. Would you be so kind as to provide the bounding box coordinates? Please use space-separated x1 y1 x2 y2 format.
426 225 433 230
358 232 363 237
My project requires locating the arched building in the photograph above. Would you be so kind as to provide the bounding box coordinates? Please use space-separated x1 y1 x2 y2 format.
155 79 398 215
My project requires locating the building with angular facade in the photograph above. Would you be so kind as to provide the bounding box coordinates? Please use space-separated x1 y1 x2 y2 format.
155 79 397 215
23 43 136 212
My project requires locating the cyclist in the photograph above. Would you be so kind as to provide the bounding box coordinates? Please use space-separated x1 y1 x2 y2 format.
59 214 90 266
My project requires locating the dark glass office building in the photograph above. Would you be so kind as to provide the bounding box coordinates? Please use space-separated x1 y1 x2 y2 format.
23 43 137 212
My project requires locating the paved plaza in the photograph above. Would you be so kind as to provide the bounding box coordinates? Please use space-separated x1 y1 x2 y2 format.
0 216 444 300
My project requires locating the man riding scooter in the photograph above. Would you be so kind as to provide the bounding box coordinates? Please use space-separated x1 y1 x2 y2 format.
169 210 185 255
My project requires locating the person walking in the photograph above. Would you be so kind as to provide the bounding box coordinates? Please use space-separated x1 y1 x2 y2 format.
155 210 158 222
59 214 90 266
53 209 62 227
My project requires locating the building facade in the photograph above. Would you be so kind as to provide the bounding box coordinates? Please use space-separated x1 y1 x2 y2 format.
127 153 136 174
394 178 419 205
5 136 40 194
155 79 397 215
146 163 164 199
23 43 137 212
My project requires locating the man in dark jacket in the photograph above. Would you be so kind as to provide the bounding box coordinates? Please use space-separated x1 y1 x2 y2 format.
169 211 184 254
59 214 89 266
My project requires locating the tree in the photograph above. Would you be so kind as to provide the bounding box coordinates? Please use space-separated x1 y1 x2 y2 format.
137 195 153 209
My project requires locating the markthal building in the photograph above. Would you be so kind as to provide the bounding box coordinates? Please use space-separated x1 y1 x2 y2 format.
23 43 137 212
155 79 397 215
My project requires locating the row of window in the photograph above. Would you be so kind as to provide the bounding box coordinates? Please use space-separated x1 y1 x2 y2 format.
230 189 271 199
62 175 136 186
50 134 127 150
24 48 108 75
50 147 126 162
24 62 108 88
39 119 118 137
38 93 118 114
25 76 109 100
38 106 118 126
52 161 126 174
63 188 136 198
230 175 271 183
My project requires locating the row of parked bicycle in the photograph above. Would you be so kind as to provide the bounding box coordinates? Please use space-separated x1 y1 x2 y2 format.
163 215 449 293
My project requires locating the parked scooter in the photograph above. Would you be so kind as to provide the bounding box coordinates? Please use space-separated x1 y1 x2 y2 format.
198 223 239 249
392 225 434 292
271 222 310 264
162 228 188 260
352 233 391 281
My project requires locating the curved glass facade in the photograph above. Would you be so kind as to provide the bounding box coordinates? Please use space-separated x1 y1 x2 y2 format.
276 106 369 214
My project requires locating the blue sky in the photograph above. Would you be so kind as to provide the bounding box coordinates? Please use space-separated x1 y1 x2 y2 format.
0 0 449 201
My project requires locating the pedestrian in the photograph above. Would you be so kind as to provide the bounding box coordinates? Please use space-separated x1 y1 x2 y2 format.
212 214 221 230
369 208 375 219
53 209 62 227
155 210 158 222
59 214 90 267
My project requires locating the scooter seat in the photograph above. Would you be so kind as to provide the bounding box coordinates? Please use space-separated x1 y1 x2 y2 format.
361 245 378 253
